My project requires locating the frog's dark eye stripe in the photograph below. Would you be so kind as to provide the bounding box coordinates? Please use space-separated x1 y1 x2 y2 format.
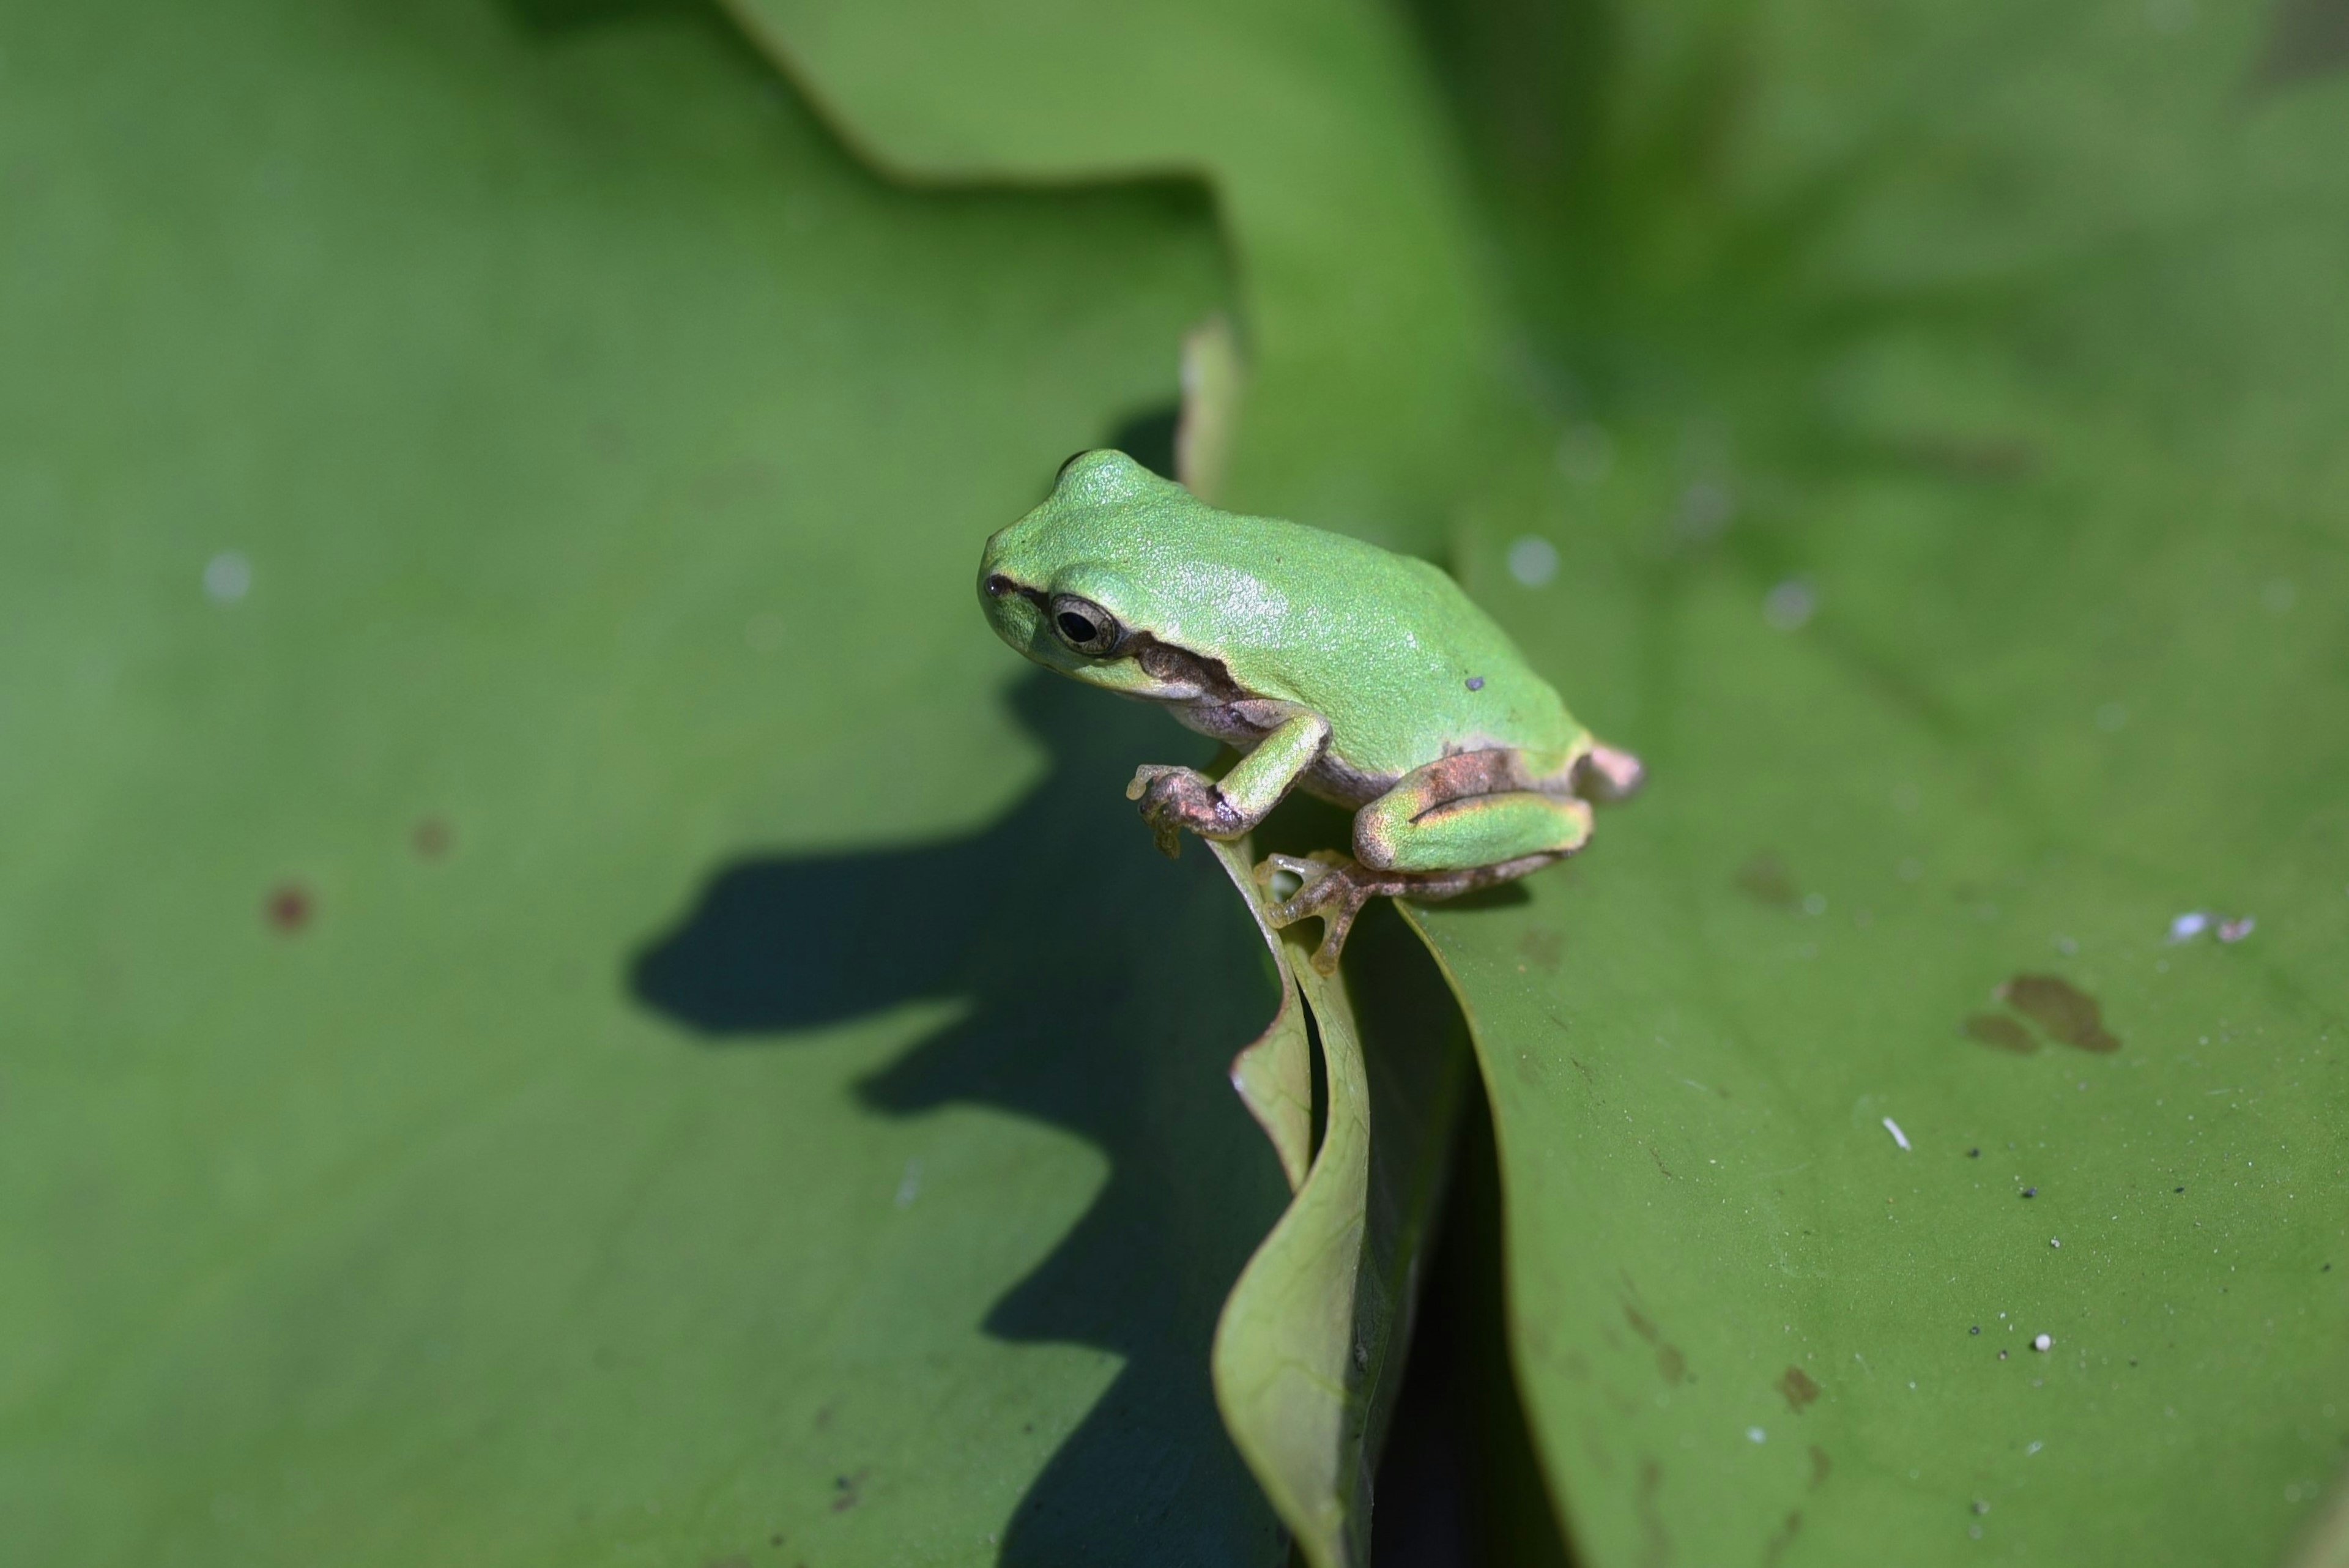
1047 593 1123 656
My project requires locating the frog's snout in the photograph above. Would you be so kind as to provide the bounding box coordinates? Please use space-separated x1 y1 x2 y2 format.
976 563 1045 653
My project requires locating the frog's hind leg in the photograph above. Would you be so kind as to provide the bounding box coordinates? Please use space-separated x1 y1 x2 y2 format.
1260 846 1573 975
1258 751 1594 974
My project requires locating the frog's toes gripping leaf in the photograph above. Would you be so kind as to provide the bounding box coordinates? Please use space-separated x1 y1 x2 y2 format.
1256 852 1377 976
1126 763 1246 858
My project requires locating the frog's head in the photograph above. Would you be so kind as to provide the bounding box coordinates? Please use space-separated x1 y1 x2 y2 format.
977 450 1209 700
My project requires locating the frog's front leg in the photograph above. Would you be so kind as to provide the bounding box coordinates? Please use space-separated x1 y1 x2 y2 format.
1261 749 1593 974
1125 711 1330 859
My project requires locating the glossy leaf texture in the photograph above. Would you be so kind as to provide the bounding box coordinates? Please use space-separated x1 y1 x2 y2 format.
1399 0 2349 1561
0 0 1302 1561
1206 841 1469 1568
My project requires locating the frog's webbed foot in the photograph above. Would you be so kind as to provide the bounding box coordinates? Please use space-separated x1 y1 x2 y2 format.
1253 852 1386 976
1125 764 1247 859
1254 849 1573 975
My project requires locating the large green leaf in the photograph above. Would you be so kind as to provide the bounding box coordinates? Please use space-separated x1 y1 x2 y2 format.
1395 0 2349 1561
720 0 1514 549
0 0 1306 1559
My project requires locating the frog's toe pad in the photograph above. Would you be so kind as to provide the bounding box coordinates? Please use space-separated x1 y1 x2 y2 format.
1128 765 1244 856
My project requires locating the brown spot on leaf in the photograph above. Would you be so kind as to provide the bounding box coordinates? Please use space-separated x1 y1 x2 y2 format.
265 883 312 932
1736 852 1798 909
1624 1302 1686 1383
412 817 452 858
829 1468 868 1513
1809 1445 1831 1488
689 456 781 512
2256 0 2349 88
1998 974 2120 1052
1887 433 2037 481
1963 1011 2039 1053
1778 1365 1820 1412
1636 1457 1671 1568
1762 1510 1803 1568
1649 1145 1675 1180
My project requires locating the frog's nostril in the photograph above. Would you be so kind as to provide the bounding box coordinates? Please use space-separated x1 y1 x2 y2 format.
982 574 1015 598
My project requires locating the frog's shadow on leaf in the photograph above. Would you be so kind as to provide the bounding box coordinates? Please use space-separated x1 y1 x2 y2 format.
631 669 1292 1565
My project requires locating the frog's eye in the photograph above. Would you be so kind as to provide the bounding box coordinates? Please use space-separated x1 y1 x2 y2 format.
1048 593 1123 656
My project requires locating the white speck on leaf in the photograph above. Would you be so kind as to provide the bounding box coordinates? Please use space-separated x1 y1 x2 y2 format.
894 1158 922 1209
1507 535 1559 587
1746 1427 1766 1443
1677 481 1734 539
2217 916 2255 943
204 552 251 603
1882 1117 1910 1152
1763 578 1815 630
2032 1333 2052 1352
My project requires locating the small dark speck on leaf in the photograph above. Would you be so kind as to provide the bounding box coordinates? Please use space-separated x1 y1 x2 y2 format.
769 1535 784 1548
266 883 312 932
1997 973 2121 1052
412 817 452 858
1779 1365 1821 1412
2175 1186 2186 1194
1970 1326 1980 1335
2021 1187 2036 1198
1737 852 1799 909
1999 1350 2008 1360
1465 675 1485 691
1964 1012 2039 1053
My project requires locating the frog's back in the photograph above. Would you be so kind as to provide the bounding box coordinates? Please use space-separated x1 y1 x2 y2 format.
1212 516 1581 779
1017 458 1582 779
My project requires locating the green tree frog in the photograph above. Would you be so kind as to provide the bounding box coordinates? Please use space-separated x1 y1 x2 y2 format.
978 451 1641 973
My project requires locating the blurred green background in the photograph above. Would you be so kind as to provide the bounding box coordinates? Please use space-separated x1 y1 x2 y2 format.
5 0 2347 1564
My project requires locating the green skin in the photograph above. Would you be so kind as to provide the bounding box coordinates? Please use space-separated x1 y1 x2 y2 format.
978 451 1642 972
